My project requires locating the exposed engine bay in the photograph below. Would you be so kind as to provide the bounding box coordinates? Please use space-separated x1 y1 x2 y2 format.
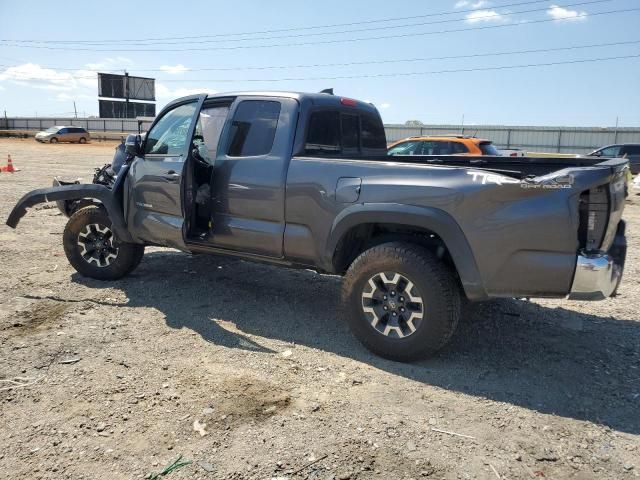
53 139 130 217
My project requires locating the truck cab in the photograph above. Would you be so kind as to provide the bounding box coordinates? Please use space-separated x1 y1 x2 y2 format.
123 92 386 259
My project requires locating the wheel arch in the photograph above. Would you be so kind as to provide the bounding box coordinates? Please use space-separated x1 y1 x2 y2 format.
6 183 135 243
326 203 487 301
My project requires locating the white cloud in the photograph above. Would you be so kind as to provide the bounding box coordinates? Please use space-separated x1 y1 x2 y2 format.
0 58 135 92
156 83 218 99
455 0 489 8
465 9 506 23
547 5 587 21
379 103 391 110
159 64 189 75
0 63 78 91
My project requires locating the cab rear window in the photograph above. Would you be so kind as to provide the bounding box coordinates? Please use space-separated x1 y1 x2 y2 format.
305 110 386 155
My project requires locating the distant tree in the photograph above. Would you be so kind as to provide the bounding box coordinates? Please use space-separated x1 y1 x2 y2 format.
404 120 424 126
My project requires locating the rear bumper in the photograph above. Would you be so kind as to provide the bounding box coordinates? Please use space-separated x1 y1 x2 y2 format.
569 221 626 300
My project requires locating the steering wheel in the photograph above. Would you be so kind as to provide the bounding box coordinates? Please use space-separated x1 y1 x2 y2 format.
191 136 211 167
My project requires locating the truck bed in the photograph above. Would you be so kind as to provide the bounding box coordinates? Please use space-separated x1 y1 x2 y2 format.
357 154 629 178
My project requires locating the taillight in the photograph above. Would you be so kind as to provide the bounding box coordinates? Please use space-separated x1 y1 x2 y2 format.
340 98 357 107
578 186 610 251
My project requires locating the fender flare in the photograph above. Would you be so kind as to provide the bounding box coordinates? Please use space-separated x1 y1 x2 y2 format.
6 183 135 243
326 203 487 301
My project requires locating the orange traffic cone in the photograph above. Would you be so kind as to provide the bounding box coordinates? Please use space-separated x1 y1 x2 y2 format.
2 154 16 173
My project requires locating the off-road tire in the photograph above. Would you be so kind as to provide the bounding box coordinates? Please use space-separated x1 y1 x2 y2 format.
342 242 461 362
63 206 144 280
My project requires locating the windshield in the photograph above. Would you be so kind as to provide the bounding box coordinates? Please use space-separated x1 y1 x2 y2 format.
45 127 59 133
479 142 500 156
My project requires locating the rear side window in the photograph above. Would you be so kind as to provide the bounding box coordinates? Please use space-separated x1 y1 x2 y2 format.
361 114 386 149
228 100 281 157
623 145 640 155
306 111 341 154
450 142 469 154
422 141 452 155
479 142 499 156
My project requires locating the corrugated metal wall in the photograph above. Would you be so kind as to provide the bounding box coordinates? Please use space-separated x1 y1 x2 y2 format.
2 117 640 154
0 117 153 134
385 124 640 154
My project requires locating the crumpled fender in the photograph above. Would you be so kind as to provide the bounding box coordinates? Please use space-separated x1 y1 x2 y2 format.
6 183 134 243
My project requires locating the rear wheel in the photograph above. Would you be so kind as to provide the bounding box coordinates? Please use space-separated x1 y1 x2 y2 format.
342 242 461 361
63 206 144 280
78 137 87 144
49 137 58 144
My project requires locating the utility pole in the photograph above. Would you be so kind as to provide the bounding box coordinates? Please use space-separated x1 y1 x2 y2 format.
614 116 619 143
73 101 78 119
460 114 465 135
124 70 130 119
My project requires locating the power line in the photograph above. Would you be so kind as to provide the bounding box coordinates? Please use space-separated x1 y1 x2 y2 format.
146 53 640 82
1 6 636 52
0 0 602 44
0 0 613 47
4 52 637 83
2 39 639 75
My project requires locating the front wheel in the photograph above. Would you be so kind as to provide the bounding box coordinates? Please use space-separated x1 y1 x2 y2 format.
342 242 461 362
63 206 144 280
49 137 58 144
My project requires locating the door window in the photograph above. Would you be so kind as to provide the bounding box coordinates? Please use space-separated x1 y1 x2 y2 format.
388 140 421 155
227 100 281 157
145 102 198 155
598 146 622 157
194 105 230 163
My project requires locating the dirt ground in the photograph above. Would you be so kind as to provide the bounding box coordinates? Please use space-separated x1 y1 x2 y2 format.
0 138 638 480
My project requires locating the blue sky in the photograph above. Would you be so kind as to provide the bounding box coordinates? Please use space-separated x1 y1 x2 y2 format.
0 0 639 126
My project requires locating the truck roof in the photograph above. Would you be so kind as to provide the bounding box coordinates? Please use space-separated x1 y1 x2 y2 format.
164 91 382 116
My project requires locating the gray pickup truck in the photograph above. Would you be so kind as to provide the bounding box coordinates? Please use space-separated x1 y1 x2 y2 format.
6 91 628 361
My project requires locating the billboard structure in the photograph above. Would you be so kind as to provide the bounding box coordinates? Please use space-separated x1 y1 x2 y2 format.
98 72 156 118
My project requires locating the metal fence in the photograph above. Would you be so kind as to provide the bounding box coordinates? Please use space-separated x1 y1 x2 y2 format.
2 116 640 154
0 117 154 134
385 124 640 154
